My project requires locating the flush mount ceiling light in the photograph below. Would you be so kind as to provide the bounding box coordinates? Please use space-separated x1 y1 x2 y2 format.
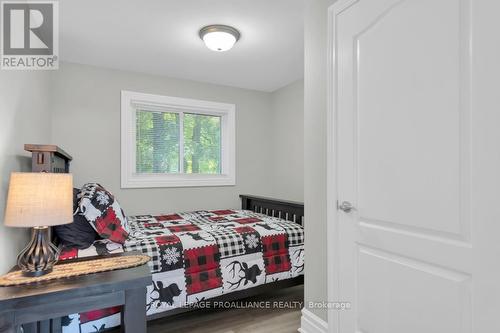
199 25 241 52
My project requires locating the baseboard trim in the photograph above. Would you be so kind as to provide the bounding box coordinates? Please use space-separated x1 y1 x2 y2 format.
299 308 328 333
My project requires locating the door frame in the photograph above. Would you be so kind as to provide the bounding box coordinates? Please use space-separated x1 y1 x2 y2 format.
326 1 359 332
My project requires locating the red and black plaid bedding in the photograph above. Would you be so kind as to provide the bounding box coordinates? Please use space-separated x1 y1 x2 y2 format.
59 209 304 333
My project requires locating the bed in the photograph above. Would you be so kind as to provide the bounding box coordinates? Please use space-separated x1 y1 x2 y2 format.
25 144 304 333
58 195 304 332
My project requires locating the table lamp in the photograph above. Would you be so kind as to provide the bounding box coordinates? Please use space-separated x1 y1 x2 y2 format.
4 172 73 277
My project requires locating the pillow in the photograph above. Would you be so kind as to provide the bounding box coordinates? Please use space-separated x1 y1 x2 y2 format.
54 188 98 249
79 183 129 244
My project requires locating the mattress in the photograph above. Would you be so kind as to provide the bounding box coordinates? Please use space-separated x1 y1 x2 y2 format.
59 209 305 333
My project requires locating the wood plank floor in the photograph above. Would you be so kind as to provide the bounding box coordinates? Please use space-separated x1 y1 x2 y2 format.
115 285 303 333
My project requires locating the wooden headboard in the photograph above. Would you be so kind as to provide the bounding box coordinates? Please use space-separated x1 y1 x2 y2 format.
240 194 304 226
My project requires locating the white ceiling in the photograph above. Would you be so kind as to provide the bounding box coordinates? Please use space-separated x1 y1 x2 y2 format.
59 0 304 92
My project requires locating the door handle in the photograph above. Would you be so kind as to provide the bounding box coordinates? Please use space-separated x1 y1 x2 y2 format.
338 201 354 213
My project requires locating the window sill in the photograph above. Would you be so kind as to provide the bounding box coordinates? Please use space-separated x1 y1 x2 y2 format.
121 173 236 188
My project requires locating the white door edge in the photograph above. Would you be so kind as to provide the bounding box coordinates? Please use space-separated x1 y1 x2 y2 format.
326 1 358 332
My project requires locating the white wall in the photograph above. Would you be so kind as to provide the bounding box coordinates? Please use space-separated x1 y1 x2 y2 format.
271 79 304 202
0 71 52 273
50 62 303 215
304 0 336 322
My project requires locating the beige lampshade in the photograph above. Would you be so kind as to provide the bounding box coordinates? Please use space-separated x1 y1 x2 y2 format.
4 172 73 228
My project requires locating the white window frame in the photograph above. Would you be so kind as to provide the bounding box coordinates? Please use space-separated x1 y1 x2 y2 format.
121 90 236 188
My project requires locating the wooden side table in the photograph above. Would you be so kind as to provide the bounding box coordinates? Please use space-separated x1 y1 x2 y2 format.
0 253 151 333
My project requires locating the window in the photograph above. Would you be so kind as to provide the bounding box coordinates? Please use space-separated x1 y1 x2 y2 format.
121 91 235 188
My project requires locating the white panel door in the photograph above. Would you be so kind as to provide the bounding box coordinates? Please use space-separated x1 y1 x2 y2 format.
328 0 500 332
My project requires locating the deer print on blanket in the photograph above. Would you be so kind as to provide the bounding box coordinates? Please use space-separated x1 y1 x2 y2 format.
59 209 304 333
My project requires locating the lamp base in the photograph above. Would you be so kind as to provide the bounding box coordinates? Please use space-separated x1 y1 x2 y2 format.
18 227 59 277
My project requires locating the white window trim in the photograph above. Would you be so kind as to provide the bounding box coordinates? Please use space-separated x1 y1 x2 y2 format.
121 90 236 188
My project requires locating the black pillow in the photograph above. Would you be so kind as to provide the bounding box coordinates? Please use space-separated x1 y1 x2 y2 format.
54 188 98 249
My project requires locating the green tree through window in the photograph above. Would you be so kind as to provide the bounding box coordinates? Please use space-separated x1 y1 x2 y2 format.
136 110 221 174
183 113 221 174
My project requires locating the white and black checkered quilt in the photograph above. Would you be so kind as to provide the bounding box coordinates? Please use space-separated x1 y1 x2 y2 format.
59 209 304 333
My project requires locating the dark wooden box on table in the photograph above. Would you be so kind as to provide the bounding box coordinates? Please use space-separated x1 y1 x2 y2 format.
24 144 72 174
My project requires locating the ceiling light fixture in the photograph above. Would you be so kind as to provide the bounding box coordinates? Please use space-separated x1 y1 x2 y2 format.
199 25 240 52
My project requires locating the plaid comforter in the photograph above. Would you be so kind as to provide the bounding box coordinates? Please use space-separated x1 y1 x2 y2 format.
59 209 304 333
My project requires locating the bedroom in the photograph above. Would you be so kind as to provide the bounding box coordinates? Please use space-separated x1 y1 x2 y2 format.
1 0 500 333
0 1 307 332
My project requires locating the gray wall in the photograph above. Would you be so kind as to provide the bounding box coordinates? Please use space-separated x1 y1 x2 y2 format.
50 62 303 215
0 63 305 272
304 0 336 322
271 79 304 202
0 71 52 274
